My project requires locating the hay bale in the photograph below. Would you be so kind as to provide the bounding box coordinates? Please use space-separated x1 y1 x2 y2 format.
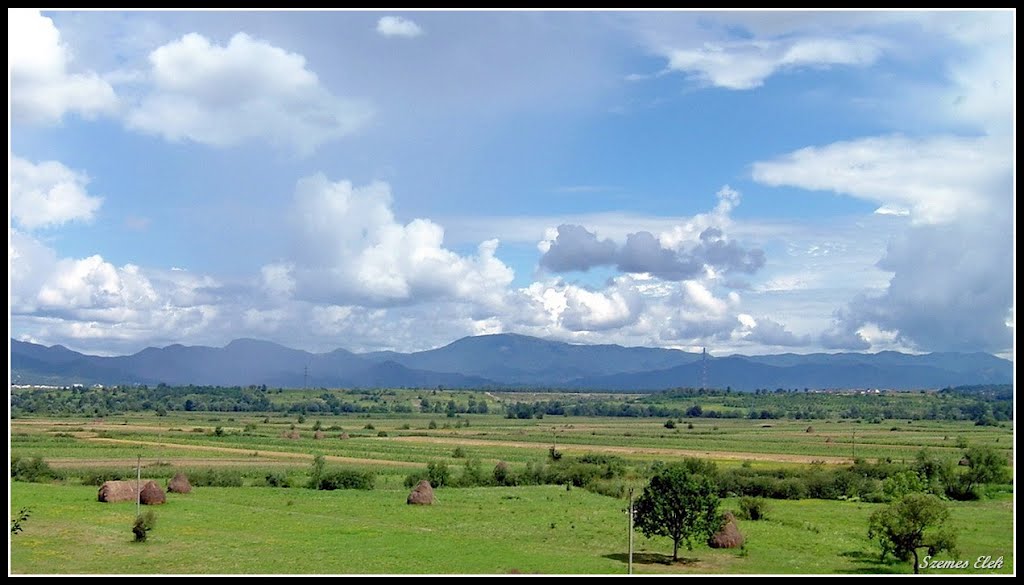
407 480 434 505
339 432 350 440
140 480 166 505
98 480 138 503
825 437 833 443
959 457 969 466
708 512 744 549
280 430 301 440
314 431 325 440
805 426 815 433
167 472 192 494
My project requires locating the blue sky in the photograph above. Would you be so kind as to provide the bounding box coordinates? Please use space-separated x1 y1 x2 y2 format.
9 10 1015 358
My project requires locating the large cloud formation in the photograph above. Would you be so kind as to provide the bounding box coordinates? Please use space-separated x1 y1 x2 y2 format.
539 187 765 280
262 174 514 308
754 134 1012 353
124 32 372 154
9 10 117 123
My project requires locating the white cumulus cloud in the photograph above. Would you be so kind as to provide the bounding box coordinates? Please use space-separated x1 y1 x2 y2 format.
376 16 423 38
10 157 103 229
270 174 515 308
9 9 117 123
752 133 1012 352
664 36 881 90
125 32 372 154
751 135 1010 225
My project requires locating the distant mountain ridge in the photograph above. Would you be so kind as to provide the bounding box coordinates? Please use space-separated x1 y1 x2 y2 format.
9 334 1013 391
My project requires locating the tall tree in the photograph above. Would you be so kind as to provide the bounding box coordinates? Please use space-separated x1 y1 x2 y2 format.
633 459 720 562
868 493 958 573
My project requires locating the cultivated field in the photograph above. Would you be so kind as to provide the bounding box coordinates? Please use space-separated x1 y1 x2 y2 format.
8 389 1015 575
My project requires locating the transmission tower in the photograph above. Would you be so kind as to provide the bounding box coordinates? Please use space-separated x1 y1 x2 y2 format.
701 347 708 391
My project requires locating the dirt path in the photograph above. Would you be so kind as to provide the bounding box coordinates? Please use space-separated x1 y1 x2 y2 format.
45 458 310 469
390 436 855 464
83 437 421 468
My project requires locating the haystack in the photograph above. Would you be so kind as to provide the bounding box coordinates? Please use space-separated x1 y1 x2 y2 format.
168 472 192 494
140 480 166 505
98 480 138 503
314 431 325 440
407 480 434 505
339 432 350 440
281 430 300 440
708 512 744 549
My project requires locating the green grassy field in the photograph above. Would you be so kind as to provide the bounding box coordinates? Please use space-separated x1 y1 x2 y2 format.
9 483 1012 574
8 408 1014 574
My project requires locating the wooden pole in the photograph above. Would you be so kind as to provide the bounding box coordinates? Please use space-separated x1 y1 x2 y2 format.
136 454 142 517
628 488 634 575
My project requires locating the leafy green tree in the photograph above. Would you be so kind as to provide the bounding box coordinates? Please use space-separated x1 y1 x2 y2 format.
307 454 326 489
882 470 927 501
427 461 450 488
868 493 958 573
914 449 956 495
960 446 1010 495
633 459 720 562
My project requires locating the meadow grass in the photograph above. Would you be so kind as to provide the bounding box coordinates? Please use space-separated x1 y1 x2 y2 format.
10 483 1011 574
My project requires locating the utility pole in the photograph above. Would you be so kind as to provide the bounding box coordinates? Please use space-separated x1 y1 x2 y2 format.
303 364 308 390
136 454 142 517
628 488 634 575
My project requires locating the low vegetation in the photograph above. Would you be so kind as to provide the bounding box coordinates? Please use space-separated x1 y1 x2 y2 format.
7 386 1014 574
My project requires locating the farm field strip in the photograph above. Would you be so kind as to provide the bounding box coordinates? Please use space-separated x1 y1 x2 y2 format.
82 437 422 468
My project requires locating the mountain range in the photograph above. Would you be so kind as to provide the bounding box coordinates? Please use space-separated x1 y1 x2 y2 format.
9 334 1012 392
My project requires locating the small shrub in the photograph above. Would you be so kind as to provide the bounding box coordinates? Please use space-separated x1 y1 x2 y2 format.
313 420 322 431
10 507 30 535
213 426 225 437
364 423 375 430
687 422 695 430
452 446 467 459
264 471 290 488
548 446 563 461
737 497 769 521
493 461 515 486
10 456 61 483
664 419 676 429
80 469 132 486
428 420 438 430
427 461 450 488
188 468 243 487
132 510 157 543
377 430 388 437
315 470 375 491
455 458 487 487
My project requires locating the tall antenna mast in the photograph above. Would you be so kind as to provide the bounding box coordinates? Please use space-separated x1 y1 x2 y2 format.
701 347 708 391
303 364 308 390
